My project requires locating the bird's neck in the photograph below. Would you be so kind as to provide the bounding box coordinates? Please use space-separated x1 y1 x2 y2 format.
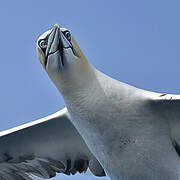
61 67 106 110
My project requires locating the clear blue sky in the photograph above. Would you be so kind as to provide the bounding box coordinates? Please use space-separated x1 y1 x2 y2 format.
0 0 179 179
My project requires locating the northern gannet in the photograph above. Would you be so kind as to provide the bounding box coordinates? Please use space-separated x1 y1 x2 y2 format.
0 24 180 180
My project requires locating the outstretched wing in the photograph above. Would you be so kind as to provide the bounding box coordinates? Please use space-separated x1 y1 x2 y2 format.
150 93 180 155
0 108 105 179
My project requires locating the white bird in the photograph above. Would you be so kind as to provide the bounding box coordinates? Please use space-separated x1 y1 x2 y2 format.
0 24 180 180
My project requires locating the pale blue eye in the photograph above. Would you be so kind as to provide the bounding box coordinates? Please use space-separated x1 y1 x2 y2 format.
39 39 47 49
64 31 71 41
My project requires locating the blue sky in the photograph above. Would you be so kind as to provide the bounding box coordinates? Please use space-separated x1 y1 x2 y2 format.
0 0 179 179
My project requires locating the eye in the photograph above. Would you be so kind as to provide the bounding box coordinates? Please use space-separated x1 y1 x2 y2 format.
39 39 47 49
64 31 71 41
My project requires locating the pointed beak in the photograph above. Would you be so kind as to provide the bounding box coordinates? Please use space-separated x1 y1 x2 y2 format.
43 24 74 67
46 24 61 57
45 24 64 66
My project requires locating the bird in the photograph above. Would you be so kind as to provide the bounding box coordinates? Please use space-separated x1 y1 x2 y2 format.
0 24 180 180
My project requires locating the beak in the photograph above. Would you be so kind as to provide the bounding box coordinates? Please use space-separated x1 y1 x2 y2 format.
45 24 64 66
44 24 73 67
46 24 62 57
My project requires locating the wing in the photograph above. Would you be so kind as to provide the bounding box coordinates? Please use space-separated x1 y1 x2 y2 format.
149 92 180 156
0 108 105 179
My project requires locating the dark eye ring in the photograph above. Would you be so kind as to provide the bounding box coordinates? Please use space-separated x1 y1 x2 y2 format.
64 31 71 41
39 39 47 49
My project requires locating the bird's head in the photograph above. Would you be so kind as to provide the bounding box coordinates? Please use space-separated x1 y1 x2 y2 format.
36 24 94 94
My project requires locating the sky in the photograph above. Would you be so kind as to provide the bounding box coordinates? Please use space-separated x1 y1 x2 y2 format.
0 0 179 179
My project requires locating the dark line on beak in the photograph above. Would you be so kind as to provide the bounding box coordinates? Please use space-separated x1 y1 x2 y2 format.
58 37 64 66
44 57 48 67
61 51 64 66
